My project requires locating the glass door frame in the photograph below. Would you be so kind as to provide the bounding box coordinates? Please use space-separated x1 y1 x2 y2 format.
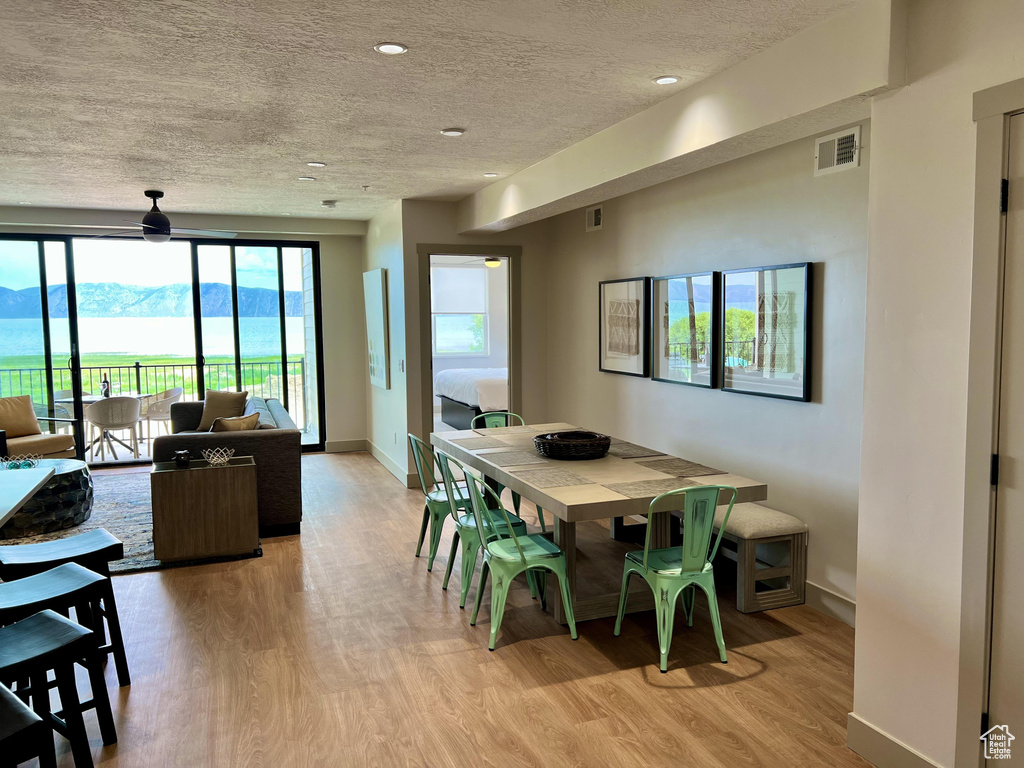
1 233 327 458
193 238 325 451
0 233 86 460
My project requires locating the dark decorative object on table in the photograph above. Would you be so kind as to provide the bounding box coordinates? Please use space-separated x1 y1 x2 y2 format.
173 450 191 468
534 431 611 461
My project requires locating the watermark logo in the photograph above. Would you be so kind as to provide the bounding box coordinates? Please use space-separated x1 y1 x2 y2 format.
982 725 1015 760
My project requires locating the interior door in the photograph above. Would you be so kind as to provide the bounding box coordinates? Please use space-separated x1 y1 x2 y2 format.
990 111 1024 758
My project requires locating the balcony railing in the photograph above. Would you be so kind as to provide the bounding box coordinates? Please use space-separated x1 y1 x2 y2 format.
665 340 755 368
0 360 307 430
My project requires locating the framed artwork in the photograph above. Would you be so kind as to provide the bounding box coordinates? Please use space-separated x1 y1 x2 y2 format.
599 277 650 377
651 271 719 388
362 268 391 390
720 262 812 401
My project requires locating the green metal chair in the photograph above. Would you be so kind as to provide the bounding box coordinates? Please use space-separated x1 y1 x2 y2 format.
446 456 578 650
613 484 738 672
409 433 469 571
435 451 538 607
470 411 547 532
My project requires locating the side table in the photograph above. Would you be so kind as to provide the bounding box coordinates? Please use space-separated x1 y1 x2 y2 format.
151 456 259 561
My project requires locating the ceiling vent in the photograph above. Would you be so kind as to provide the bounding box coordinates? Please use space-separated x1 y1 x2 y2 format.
586 204 603 232
814 126 861 177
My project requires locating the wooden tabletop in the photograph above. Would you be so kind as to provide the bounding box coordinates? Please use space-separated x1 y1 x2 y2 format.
431 423 767 523
0 467 56 528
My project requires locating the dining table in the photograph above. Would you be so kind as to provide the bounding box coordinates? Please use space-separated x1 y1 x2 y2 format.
431 422 768 624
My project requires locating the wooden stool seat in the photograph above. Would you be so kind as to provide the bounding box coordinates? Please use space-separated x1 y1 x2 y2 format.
0 610 117 768
0 529 124 580
712 502 808 613
0 682 54 768
0 563 131 687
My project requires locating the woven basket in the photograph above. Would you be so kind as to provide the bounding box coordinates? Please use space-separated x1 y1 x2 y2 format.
533 431 611 461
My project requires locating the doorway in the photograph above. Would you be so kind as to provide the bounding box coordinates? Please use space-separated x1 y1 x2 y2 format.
429 253 511 431
988 110 1024 759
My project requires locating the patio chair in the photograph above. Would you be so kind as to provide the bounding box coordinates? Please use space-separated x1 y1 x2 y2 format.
140 387 183 441
85 396 141 461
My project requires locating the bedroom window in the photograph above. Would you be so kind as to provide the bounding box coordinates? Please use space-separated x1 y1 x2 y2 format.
430 265 488 356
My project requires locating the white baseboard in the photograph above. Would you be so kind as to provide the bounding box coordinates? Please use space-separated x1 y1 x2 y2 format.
325 439 367 453
806 581 856 627
366 440 417 488
847 713 944 768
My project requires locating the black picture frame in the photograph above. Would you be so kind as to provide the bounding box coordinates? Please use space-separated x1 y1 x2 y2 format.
599 277 651 377
650 271 720 389
719 262 812 402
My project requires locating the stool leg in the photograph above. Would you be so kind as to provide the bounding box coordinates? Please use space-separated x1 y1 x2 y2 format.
84 653 117 746
54 662 94 768
98 587 131 687
29 671 57 768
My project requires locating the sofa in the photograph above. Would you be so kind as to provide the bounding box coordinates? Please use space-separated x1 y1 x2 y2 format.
0 395 77 459
151 397 302 537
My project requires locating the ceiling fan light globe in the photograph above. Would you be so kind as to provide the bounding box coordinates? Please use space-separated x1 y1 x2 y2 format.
141 210 171 243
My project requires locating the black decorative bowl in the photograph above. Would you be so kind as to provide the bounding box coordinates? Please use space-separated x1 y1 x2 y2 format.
534 431 611 461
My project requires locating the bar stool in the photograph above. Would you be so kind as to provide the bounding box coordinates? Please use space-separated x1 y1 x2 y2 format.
0 682 56 768
0 563 131 687
0 529 124 580
0 610 116 768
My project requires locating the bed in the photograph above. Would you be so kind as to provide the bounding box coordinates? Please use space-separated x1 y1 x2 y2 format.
434 367 509 430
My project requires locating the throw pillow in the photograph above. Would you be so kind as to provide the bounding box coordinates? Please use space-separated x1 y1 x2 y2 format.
197 390 248 432
211 413 260 432
0 395 42 438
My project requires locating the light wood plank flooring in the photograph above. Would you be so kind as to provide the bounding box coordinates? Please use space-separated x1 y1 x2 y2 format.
50 452 868 767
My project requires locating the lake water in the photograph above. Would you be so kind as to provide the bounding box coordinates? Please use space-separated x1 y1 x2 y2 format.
0 317 305 359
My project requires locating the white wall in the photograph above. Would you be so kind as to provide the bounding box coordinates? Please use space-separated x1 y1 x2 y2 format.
361 202 409 480
853 1 1024 766
544 129 869 616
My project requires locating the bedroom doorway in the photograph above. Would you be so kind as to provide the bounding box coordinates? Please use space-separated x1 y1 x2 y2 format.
429 253 511 431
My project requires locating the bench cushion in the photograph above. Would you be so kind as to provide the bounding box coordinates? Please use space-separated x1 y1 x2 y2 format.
714 502 807 539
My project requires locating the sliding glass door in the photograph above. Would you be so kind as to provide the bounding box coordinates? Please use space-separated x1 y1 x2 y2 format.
0 235 324 464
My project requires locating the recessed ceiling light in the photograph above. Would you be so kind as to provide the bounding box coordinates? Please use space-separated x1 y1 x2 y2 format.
298 176 316 181
281 212 292 216
374 42 408 55
653 75 679 85
440 128 465 137
484 257 501 269
17 201 31 205
306 161 326 168
483 172 499 178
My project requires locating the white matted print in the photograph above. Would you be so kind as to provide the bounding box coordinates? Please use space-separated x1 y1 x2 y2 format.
362 268 390 390
599 277 650 377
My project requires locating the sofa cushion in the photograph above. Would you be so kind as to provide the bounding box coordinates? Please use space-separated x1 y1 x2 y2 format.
713 502 808 539
211 413 261 432
243 397 277 429
0 396 41 438
197 390 248 432
8 432 75 456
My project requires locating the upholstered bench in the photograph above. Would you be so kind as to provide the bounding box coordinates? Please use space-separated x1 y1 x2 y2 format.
712 502 808 613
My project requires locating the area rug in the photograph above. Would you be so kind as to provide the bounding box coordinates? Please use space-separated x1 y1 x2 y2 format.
6 472 260 574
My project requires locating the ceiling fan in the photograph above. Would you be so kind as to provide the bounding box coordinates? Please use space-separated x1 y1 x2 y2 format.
94 190 237 242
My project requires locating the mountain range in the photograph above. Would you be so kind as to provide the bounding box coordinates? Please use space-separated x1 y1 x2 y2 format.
0 283 302 319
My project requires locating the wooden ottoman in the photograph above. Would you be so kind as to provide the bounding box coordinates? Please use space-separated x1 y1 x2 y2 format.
712 502 808 613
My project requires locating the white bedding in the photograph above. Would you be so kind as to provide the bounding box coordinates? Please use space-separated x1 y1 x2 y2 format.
434 368 509 412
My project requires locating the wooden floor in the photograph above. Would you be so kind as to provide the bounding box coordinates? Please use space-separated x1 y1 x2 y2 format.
50 452 868 767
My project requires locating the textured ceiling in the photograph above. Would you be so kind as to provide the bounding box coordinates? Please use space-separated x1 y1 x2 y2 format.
0 0 858 221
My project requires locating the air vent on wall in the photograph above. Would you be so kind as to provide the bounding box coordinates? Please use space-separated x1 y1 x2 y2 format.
586 204 603 232
814 126 861 176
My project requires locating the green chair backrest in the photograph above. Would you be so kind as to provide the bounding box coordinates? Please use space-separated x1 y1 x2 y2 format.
434 450 474 524
408 433 440 497
447 460 528 565
643 485 738 573
471 411 526 429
